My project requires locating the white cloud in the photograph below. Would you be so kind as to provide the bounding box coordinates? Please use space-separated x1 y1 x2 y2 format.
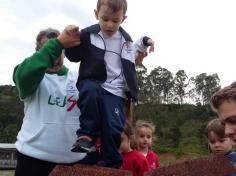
1 0 236 87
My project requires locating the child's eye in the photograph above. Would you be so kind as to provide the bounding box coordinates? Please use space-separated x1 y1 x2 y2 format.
225 116 236 124
113 20 120 23
209 140 215 144
220 138 227 143
102 17 109 22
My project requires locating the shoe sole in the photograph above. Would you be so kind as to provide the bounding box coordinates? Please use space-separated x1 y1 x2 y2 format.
71 145 96 153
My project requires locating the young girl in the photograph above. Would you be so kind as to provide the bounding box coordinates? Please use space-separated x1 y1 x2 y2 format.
205 118 236 168
134 120 160 171
119 121 149 176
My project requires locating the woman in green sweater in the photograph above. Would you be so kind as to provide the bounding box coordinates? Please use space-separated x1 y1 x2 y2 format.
13 27 84 176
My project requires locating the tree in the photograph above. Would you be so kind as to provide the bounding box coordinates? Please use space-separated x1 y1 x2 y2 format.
3 124 18 143
168 124 182 147
136 64 150 103
204 74 221 103
194 73 221 105
173 70 188 104
148 66 174 104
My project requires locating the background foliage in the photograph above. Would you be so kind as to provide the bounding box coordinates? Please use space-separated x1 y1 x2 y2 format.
0 66 222 158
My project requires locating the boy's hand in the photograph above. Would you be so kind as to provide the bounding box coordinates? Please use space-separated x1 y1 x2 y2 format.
135 51 147 65
57 25 81 48
147 38 155 53
135 38 155 65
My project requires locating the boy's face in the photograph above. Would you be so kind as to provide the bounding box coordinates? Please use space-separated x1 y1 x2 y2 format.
218 100 236 144
136 127 153 150
208 131 233 154
94 4 126 37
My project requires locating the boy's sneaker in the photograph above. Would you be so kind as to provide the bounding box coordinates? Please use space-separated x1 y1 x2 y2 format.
71 136 96 153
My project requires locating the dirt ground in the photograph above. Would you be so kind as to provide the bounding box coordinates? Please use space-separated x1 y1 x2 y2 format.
159 153 198 166
159 153 179 166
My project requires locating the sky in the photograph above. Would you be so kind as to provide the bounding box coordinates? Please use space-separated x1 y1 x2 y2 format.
0 0 236 87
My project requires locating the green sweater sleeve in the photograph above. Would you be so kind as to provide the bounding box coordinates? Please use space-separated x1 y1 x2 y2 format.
13 38 64 100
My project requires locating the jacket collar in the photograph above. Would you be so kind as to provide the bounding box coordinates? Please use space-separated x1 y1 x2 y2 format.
84 24 133 42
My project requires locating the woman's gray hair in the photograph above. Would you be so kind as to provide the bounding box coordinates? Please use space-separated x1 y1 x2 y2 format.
35 28 60 51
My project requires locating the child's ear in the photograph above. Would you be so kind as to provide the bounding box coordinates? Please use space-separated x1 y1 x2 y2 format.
122 16 127 23
94 9 98 20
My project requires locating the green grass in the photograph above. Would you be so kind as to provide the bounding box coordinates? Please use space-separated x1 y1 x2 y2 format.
0 170 14 176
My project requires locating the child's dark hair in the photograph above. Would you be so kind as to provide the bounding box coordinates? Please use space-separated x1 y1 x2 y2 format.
35 28 60 51
204 118 225 139
210 83 236 112
96 0 127 16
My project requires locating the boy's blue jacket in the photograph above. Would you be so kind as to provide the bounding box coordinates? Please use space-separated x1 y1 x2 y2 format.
226 150 236 169
65 24 138 101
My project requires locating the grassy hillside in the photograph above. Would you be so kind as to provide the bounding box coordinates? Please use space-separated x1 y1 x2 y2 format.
134 103 216 158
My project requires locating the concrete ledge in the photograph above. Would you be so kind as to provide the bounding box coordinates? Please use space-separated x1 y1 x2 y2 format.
146 154 236 176
49 163 132 176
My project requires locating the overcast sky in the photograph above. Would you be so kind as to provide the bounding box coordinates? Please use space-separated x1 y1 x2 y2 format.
1 0 236 87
